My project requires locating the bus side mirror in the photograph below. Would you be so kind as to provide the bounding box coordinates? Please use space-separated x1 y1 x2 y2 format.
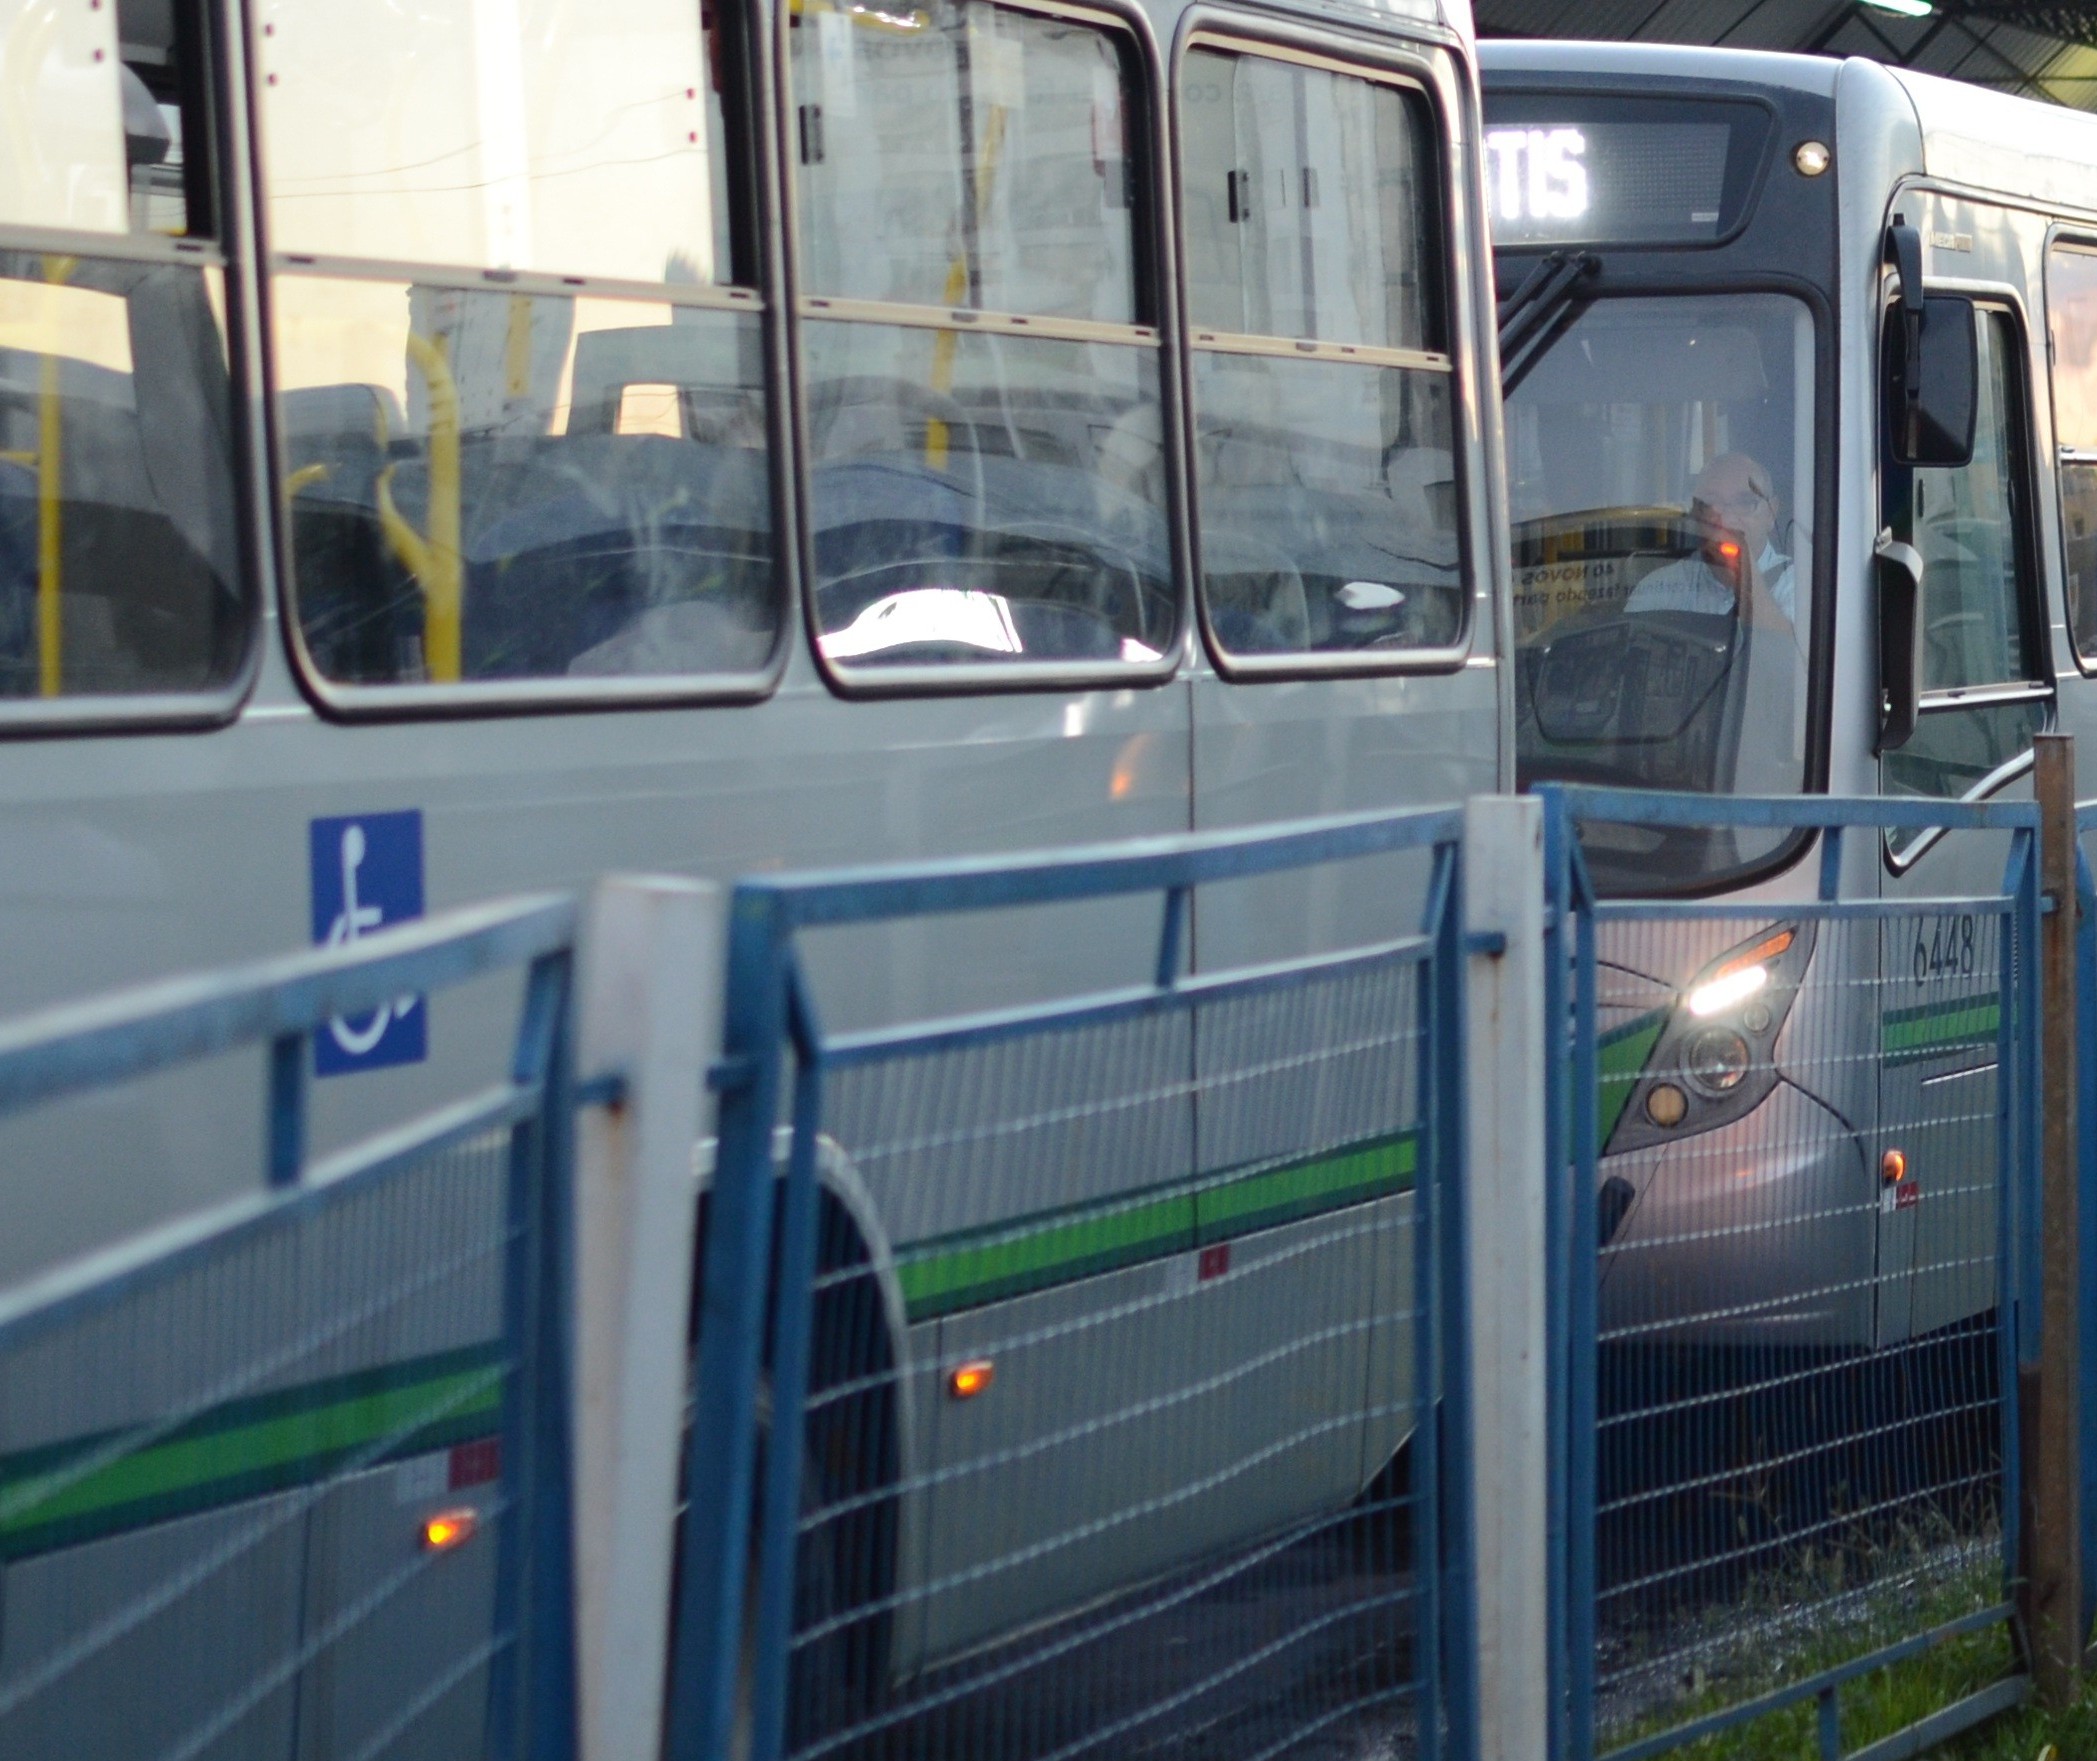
1884 224 1977 466
1890 296 1978 466
1876 530 1922 752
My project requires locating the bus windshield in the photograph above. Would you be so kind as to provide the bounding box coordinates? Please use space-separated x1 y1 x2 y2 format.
1507 291 1815 889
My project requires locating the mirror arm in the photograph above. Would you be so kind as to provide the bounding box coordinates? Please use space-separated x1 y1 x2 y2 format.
1874 527 1923 754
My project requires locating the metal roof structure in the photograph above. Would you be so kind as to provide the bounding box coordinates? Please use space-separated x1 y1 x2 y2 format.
1474 0 2097 110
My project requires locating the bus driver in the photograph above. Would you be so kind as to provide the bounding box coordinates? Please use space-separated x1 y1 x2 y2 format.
1626 451 1798 634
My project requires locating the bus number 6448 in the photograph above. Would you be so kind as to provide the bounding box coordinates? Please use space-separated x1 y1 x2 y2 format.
1912 913 1977 984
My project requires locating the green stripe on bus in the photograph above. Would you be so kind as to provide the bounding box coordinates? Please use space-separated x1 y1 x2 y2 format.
1596 1009 1668 1149
0 1347 504 1561
1882 995 2000 1065
896 1131 1419 1323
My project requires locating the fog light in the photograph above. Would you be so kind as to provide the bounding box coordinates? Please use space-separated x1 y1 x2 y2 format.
1645 1082 1688 1128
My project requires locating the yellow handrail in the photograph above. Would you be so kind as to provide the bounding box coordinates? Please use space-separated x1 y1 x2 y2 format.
375 331 464 682
36 256 74 699
926 103 1007 472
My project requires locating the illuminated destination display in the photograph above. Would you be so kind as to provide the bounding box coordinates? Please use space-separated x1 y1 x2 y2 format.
1482 101 1758 247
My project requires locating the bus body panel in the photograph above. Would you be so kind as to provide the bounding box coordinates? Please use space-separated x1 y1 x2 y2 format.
0 0 1506 1718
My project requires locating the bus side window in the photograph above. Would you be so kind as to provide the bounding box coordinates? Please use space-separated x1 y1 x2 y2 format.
1883 306 2047 824
789 0 1174 679
2047 243 2097 667
256 0 776 693
1180 45 1460 668
0 0 245 708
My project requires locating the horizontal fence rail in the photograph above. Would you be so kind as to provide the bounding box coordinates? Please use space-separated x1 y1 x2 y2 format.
668 806 1478 1761
0 897 580 1761
1542 788 2038 1761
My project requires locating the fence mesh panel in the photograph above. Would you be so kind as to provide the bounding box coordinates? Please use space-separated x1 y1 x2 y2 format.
0 1127 534 1761
779 950 1437 1761
1582 909 2010 1753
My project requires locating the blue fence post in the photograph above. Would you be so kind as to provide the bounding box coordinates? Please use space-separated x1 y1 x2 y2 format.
1565 830 1600 1761
1536 783 1572 1761
488 948 581 1761
528 951 582 1761
1439 835 1480 1761
1413 847 1450 1761
2070 834 2097 1662
666 888 795 1761
745 963 829 1761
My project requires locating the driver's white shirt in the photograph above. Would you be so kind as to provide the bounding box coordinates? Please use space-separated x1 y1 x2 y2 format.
1624 542 1797 623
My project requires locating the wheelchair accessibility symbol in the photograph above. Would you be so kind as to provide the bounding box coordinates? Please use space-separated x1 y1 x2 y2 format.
309 810 427 1075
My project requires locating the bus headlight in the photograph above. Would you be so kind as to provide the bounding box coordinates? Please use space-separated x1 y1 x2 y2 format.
1604 921 1814 1154
1684 1027 1752 1094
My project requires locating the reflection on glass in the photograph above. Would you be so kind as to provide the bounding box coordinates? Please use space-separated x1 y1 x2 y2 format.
1506 292 1816 889
802 322 1170 668
2048 246 2097 456
0 252 241 696
1179 49 1439 350
1884 310 2043 850
1 0 201 237
257 0 732 283
1884 699 2047 820
1195 353 1458 654
791 0 1136 322
2064 461 2097 657
278 281 773 684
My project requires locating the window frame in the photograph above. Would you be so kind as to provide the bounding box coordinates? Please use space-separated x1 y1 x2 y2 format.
2043 230 2097 677
1881 288 2053 873
259 0 795 722
0 0 264 738
1172 11 1473 682
781 0 1188 699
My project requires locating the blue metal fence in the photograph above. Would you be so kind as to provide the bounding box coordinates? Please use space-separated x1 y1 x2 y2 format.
0 896 580 1761
667 807 1479 1761
1542 787 2041 1761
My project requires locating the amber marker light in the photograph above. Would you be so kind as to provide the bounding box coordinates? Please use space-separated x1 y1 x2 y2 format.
1645 1082 1688 1129
948 1359 995 1400
420 1507 480 1553
1882 1148 1907 1184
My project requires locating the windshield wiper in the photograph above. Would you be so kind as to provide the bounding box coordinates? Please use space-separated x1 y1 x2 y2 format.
1496 250 1599 393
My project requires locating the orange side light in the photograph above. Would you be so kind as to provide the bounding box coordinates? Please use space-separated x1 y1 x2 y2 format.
1881 1148 1908 1185
947 1359 995 1400
1713 928 1795 982
421 1507 480 1553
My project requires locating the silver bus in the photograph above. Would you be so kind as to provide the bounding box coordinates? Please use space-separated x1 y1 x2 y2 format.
0 0 1506 1751
1485 40 2081 1358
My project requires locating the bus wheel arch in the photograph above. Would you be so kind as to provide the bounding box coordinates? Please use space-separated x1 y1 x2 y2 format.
687 1134 912 1723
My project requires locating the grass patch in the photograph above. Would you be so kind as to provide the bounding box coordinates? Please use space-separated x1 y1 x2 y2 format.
1596 1520 2016 1759
1936 1680 2097 1759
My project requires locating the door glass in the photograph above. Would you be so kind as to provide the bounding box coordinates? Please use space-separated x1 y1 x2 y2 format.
1883 308 2045 831
2047 244 2097 660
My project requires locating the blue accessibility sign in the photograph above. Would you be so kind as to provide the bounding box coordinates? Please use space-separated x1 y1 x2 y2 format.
308 810 427 1076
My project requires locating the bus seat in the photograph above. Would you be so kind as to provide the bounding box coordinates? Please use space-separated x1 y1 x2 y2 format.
459 433 772 678
567 323 752 436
